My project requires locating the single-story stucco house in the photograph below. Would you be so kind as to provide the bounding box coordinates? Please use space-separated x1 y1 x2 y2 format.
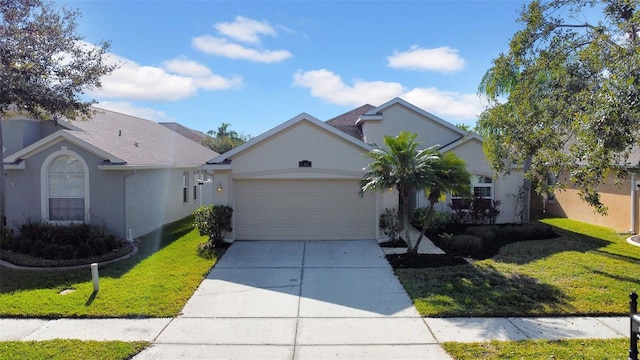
3 108 218 240
204 97 524 241
545 159 640 234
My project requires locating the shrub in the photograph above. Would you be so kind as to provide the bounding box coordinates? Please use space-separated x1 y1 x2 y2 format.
19 239 33 254
0 226 14 249
411 209 451 233
31 240 46 257
91 239 107 256
77 243 93 258
12 221 124 260
43 244 59 259
465 226 496 242
58 245 75 259
448 234 483 255
448 198 502 225
193 205 233 248
379 207 400 241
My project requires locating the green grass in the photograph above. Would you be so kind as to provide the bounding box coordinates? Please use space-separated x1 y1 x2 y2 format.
442 338 628 359
0 216 222 318
0 340 149 360
396 218 640 317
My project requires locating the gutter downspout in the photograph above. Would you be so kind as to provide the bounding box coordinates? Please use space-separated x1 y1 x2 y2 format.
631 173 637 234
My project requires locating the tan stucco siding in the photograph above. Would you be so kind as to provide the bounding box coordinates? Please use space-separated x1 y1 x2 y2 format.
546 175 634 233
445 139 523 224
228 120 370 177
362 104 461 147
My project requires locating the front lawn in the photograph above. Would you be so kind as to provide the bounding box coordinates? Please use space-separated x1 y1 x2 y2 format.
0 216 222 318
396 218 640 317
0 340 149 360
442 338 627 359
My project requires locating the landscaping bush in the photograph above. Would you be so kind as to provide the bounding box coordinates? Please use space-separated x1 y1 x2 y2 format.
77 243 92 258
433 222 559 259
43 244 59 259
379 207 401 242
465 226 496 242
193 205 233 248
5 221 125 261
58 245 75 259
0 226 14 249
411 209 451 233
447 234 483 255
31 240 45 258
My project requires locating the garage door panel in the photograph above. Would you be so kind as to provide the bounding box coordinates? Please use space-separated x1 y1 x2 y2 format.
234 180 376 240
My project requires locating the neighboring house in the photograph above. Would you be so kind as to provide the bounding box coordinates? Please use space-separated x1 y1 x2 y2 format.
158 122 211 144
3 108 218 240
545 155 640 234
204 97 524 241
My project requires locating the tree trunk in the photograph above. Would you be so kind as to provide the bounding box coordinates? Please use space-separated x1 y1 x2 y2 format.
399 190 415 254
521 156 532 224
0 119 5 226
414 200 436 254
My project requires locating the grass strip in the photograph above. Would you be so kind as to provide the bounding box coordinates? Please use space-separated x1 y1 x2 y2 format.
442 338 627 359
0 340 149 360
0 216 221 318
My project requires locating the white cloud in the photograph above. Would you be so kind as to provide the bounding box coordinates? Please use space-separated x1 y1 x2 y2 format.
90 53 242 101
192 35 292 63
214 16 276 44
404 88 484 120
96 101 172 122
292 69 483 120
387 46 465 73
292 69 404 106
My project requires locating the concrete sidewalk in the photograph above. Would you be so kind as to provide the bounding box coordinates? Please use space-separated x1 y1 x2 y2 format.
0 240 630 360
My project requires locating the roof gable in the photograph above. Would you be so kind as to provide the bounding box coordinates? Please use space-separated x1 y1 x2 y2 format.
359 97 467 137
207 112 372 164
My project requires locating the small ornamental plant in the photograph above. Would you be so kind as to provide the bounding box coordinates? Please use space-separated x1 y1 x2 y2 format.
193 205 233 253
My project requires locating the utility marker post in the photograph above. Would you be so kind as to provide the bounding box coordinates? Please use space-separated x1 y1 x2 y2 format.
91 263 99 292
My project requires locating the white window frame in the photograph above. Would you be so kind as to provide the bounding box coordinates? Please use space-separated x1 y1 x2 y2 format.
471 175 493 201
449 174 494 208
40 147 90 223
182 171 189 203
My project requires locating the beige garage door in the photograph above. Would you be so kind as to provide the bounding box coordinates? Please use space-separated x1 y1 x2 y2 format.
234 179 377 240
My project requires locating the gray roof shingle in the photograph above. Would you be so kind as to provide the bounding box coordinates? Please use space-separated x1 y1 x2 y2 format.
61 108 218 167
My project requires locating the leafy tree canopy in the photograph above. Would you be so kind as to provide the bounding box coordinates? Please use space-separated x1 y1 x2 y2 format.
0 0 115 223
203 123 251 154
477 0 640 214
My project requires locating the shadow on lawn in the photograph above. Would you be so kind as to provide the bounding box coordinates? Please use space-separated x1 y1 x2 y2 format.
0 217 195 293
402 261 573 316
489 228 610 265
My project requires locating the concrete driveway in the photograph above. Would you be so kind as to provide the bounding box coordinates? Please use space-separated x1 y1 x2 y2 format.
135 240 451 359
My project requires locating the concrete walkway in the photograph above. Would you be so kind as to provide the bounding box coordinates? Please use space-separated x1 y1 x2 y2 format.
0 240 630 360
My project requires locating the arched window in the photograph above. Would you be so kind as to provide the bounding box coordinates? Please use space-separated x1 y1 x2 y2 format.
47 154 86 221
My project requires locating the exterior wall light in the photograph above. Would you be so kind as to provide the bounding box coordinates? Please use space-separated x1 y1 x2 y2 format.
216 183 223 192
388 187 394 192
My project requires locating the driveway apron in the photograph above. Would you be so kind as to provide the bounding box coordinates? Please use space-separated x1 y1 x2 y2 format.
135 240 452 359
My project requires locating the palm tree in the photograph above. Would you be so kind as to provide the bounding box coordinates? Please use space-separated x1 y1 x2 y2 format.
360 131 439 255
415 152 471 248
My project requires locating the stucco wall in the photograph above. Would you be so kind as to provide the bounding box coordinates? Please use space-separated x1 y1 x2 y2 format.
228 121 371 178
125 167 202 239
546 174 634 233
361 104 462 147
413 139 524 224
6 140 126 238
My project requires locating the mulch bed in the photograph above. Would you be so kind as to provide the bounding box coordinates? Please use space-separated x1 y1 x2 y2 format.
386 253 469 269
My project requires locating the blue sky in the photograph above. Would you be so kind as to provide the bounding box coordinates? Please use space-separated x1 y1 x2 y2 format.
59 0 528 137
